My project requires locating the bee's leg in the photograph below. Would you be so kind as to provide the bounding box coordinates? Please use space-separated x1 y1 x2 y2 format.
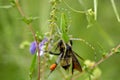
70 40 73 46
49 51 60 55
48 62 57 77
48 53 62 77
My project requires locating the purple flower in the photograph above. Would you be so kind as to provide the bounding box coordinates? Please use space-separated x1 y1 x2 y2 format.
39 38 48 56
30 41 37 54
29 38 48 56
39 38 48 50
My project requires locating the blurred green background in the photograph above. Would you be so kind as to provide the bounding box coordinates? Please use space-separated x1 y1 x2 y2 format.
0 0 120 80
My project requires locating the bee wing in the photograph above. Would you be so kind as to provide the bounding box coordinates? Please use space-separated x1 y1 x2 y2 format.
71 51 82 74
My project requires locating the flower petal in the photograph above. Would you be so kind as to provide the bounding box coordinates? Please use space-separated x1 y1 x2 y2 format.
39 38 48 56
30 41 37 54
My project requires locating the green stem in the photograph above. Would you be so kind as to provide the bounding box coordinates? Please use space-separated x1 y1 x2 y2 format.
94 0 98 20
111 0 120 22
63 0 86 13
91 44 120 69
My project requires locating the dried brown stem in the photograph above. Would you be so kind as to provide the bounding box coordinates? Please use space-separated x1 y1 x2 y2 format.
15 0 41 80
91 44 120 69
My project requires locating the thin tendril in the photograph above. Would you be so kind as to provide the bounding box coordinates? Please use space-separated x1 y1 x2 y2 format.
63 0 86 14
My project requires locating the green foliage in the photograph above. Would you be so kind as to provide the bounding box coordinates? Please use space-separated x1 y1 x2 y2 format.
0 0 15 9
29 54 37 80
0 5 13 9
0 0 120 80
84 60 101 80
60 13 69 43
111 0 120 22
93 0 98 21
19 41 30 49
22 16 39 24
86 9 95 28
116 48 120 54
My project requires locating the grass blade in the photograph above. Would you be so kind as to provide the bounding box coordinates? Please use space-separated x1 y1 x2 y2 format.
29 54 37 80
94 0 98 20
111 0 120 22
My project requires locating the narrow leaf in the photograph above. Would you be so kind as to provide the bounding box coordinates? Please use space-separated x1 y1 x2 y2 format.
29 54 37 79
60 13 69 43
111 0 120 22
60 13 67 33
94 0 98 20
0 5 12 9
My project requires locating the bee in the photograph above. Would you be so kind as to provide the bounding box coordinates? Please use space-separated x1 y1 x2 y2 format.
49 40 83 74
